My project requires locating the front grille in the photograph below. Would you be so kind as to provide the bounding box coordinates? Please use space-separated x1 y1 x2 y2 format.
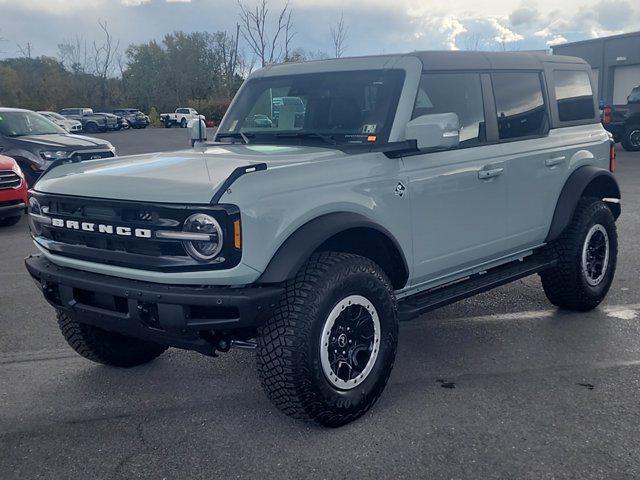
0 170 22 190
71 151 114 162
30 193 241 272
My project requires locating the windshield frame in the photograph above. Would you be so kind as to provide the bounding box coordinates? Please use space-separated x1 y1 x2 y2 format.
0 110 68 137
216 69 406 148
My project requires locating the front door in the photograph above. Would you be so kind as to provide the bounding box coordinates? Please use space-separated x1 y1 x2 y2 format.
403 72 508 286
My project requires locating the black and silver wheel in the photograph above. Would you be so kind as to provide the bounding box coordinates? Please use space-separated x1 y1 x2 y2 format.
257 252 398 427
180 118 187 128
541 197 617 311
621 125 640 152
320 295 381 390
581 224 610 287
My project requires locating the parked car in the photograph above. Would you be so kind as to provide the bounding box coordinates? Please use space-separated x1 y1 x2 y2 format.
59 108 118 133
112 108 150 129
0 108 115 186
160 108 202 128
25 51 619 427
602 85 640 151
37 111 82 133
0 155 28 227
94 112 124 131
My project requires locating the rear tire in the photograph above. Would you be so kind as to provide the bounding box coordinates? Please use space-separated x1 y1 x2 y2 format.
57 311 168 367
621 125 640 151
0 215 21 227
85 122 99 133
257 252 398 427
540 198 617 311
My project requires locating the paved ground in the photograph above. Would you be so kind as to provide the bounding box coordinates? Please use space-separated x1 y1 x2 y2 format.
1 129 639 479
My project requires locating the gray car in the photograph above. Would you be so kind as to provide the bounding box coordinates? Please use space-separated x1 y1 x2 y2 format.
0 108 115 186
59 108 118 133
25 51 620 426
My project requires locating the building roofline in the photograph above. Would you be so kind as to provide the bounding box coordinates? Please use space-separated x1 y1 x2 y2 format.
553 30 640 49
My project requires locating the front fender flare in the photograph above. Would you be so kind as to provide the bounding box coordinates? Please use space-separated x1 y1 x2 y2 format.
546 166 620 242
257 212 409 285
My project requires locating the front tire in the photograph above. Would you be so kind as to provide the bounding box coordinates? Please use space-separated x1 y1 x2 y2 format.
0 215 21 227
57 311 168 367
257 252 398 427
180 118 187 128
540 198 617 311
621 125 640 151
84 122 99 133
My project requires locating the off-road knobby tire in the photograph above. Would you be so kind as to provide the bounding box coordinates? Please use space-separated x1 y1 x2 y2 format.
256 252 398 427
540 197 617 311
0 215 21 227
57 310 168 367
621 125 640 152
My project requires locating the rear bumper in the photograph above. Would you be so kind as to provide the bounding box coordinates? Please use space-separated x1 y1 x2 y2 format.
25 255 284 354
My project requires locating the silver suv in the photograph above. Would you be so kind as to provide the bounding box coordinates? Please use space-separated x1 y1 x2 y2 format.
26 51 620 427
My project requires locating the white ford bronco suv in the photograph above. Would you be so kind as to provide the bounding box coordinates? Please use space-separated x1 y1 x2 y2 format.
26 51 620 427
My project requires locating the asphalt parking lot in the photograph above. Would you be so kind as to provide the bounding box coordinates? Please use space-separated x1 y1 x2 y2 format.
1 128 639 479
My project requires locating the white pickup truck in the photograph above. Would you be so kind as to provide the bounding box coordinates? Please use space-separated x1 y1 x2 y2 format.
160 108 202 128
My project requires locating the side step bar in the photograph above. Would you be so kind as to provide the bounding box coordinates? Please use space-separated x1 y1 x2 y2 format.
398 255 557 322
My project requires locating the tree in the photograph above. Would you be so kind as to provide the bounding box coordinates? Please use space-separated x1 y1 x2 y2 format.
92 20 120 108
237 0 294 67
330 12 348 58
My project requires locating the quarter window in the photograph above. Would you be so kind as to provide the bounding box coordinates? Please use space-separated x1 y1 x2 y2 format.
554 70 595 122
492 72 547 140
412 73 486 147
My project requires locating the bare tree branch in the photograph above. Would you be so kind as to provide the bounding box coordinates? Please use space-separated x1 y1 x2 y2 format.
330 12 348 58
237 0 293 67
16 42 32 59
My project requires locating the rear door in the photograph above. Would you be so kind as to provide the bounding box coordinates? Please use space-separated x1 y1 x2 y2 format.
403 72 508 286
497 68 598 250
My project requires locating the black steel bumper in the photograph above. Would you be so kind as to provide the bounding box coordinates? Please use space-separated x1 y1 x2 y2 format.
25 255 284 354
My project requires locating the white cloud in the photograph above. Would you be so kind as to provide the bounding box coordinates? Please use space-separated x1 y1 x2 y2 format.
546 35 567 46
487 17 524 44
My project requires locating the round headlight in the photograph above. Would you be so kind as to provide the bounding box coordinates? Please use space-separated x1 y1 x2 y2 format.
182 213 223 262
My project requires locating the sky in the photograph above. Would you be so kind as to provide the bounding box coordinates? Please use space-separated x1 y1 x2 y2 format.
0 0 639 62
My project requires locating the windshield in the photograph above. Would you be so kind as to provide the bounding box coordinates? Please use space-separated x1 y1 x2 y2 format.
42 112 66 121
0 111 66 137
217 69 405 146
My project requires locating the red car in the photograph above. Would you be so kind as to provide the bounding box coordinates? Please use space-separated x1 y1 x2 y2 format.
0 155 28 227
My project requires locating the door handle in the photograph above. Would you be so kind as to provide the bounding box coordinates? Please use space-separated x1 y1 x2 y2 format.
545 156 566 167
478 167 504 180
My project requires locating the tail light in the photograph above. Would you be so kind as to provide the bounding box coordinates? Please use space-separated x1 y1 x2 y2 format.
603 106 612 125
610 142 616 173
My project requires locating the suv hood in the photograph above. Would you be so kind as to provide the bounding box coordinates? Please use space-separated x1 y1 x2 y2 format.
34 144 346 204
13 134 110 150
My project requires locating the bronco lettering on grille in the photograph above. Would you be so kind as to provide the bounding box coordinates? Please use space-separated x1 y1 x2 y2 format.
51 218 152 239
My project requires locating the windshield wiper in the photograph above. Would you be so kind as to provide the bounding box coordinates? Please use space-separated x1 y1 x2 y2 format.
274 132 337 145
216 132 253 144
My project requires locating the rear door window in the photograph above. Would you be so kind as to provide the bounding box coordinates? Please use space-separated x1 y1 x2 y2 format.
554 70 595 121
492 72 547 140
412 73 486 147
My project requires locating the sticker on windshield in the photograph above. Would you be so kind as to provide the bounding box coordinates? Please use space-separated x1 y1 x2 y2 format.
362 124 377 134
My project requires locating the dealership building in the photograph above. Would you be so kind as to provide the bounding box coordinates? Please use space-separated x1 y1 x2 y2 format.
553 31 640 105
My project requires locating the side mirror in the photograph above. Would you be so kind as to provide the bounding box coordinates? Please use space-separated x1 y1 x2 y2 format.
405 113 459 150
188 118 207 147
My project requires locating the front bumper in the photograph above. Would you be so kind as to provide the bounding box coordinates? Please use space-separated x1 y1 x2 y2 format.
26 255 284 354
0 200 26 219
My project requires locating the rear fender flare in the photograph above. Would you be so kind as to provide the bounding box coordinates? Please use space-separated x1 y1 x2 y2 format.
546 166 620 242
